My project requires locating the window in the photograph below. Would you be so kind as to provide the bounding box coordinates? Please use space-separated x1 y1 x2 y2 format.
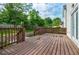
71 7 78 40
76 11 78 39
71 14 74 36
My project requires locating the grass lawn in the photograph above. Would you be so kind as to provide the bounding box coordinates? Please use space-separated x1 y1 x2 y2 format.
25 29 34 33
25 29 34 37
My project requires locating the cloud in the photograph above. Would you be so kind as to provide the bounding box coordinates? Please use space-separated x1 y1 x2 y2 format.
33 3 64 20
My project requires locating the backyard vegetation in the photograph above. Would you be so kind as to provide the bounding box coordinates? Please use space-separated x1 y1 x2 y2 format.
0 3 62 32
1 3 79 55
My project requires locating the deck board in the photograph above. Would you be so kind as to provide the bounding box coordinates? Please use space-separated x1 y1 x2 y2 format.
0 33 79 55
61 39 69 55
65 37 74 55
46 37 57 55
56 38 61 55
62 37 68 55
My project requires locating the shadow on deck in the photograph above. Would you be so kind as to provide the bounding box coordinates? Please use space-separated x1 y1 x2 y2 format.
0 33 79 55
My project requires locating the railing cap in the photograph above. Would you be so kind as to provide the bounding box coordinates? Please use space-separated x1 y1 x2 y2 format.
0 24 22 28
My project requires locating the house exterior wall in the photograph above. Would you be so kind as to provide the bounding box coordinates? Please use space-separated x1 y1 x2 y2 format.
63 3 79 48
66 4 72 39
63 5 67 28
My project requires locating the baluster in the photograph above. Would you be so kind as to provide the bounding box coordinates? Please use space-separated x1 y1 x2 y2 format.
11 28 13 43
8 28 10 44
4 28 7 46
0 29 1 48
1 28 3 49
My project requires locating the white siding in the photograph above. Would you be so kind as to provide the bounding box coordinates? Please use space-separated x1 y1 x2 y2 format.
63 7 67 28
63 3 79 48
66 4 72 39
78 4 79 42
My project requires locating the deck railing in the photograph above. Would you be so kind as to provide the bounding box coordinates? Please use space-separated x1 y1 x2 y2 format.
0 25 25 49
34 27 66 35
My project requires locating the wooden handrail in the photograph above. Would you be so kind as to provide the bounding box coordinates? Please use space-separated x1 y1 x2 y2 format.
0 25 25 49
34 27 66 35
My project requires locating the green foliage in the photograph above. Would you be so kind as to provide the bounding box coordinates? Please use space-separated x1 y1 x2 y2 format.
45 17 52 24
0 3 62 31
44 17 53 27
52 17 61 27
0 3 32 25
28 9 45 29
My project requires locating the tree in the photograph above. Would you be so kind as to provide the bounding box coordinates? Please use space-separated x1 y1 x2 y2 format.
36 17 45 26
28 9 45 29
0 3 32 25
52 17 61 27
45 17 53 27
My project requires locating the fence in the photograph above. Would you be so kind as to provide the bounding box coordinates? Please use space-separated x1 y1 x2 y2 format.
0 25 25 49
34 27 66 35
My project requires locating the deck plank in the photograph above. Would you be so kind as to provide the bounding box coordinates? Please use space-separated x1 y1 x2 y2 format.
23 39 43 55
37 37 53 55
61 37 69 55
16 40 40 55
25 38 47 55
46 37 57 55
30 36 51 55
65 37 74 55
60 38 65 55
56 37 61 55
52 38 58 55
69 39 79 54
42 37 54 55
66 38 78 55
0 33 79 55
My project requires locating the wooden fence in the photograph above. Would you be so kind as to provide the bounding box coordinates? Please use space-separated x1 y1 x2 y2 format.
34 27 66 35
0 25 25 49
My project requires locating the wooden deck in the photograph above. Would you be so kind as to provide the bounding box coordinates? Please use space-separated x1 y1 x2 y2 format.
0 33 79 55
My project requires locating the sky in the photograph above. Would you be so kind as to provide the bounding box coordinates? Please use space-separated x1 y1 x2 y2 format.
0 3 64 21
33 3 64 20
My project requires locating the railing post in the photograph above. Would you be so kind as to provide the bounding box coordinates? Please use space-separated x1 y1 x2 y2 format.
17 27 25 43
0 28 3 49
21 27 25 42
